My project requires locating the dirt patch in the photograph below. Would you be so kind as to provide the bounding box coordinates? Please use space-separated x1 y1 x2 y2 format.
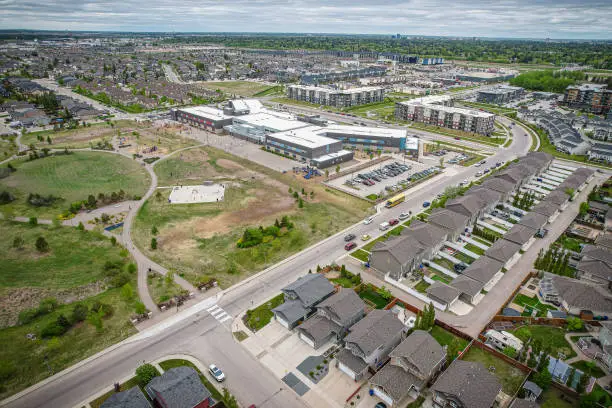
325 271 340 279
217 158 244 171
0 281 107 328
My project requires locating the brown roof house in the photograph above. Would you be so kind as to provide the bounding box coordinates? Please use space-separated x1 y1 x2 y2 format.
336 310 407 381
432 360 502 408
369 330 446 406
296 288 366 349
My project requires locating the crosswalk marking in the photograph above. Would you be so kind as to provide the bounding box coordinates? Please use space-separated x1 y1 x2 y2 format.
206 304 233 324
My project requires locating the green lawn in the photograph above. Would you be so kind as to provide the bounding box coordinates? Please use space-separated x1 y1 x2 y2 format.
410 122 501 147
511 325 576 359
201 81 273 97
414 280 431 293
462 346 528 394
453 251 475 265
540 384 579 408
358 288 390 309
430 325 469 349
460 154 488 167
570 360 607 378
0 152 150 218
245 293 285 331
472 236 493 246
331 277 355 288
361 235 387 252
0 134 17 159
464 243 486 255
148 273 185 304
512 294 558 317
432 257 456 272
590 384 612 407
556 234 587 252
158 359 222 401
430 274 451 284
351 249 370 262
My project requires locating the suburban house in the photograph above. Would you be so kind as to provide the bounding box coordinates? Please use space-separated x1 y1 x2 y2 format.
484 329 524 353
370 236 427 281
369 330 446 406
336 309 407 380
518 211 549 234
596 321 612 370
428 209 470 241
445 194 487 225
462 255 505 290
272 274 335 329
510 399 539 408
296 288 366 349
496 166 528 189
426 282 460 311
145 367 213 408
450 274 484 305
531 200 561 223
401 219 449 250
483 239 522 269
469 187 502 211
480 177 517 201
595 233 612 250
431 360 502 408
545 190 570 210
101 386 152 408
503 224 537 251
539 273 612 317
575 244 612 284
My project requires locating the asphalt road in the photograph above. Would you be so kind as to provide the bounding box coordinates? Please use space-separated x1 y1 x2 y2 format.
1 117 530 408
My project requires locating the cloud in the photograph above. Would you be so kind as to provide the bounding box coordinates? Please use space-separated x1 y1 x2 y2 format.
0 0 610 39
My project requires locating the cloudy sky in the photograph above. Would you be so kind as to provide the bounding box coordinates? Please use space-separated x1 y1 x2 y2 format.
1 0 611 40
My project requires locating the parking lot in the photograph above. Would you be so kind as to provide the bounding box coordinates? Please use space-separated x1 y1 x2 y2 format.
325 157 442 199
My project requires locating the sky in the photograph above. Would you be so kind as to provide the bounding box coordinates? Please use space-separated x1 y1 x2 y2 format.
1 0 611 40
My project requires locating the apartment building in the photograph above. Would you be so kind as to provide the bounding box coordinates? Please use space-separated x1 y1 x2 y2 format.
395 95 495 136
287 85 385 108
562 84 612 115
477 85 524 105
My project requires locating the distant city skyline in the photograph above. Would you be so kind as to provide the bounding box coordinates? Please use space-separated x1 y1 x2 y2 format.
1 0 611 40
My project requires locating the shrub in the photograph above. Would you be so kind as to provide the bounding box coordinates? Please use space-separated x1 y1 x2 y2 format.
35 236 49 252
12 236 24 249
151 238 157 249
27 193 61 207
71 303 89 323
0 190 15 204
135 301 146 315
110 272 131 288
41 321 68 338
136 363 159 386
28 217 38 226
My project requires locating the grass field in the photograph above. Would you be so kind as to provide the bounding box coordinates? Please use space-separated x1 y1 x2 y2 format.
351 249 370 262
148 273 185 304
201 81 273 97
464 243 485 255
410 122 503 147
511 325 576 359
462 346 528 395
414 280 431 293
540 386 578 408
0 134 18 159
0 151 150 218
134 146 370 287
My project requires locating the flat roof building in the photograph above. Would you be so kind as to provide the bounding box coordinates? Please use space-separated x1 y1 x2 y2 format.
171 106 233 133
322 124 417 153
287 85 385 108
477 86 524 105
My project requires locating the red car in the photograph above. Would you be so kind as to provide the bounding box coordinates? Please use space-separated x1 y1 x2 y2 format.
344 242 357 251
454 137 461 140
389 219 399 226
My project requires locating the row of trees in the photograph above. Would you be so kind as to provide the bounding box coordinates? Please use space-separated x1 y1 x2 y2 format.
512 191 536 211
414 302 436 331
237 216 294 248
534 246 574 276
509 70 586 93
12 234 49 252
471 224 500 243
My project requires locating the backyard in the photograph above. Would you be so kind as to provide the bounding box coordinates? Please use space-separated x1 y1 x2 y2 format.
462 346 528 395
358 286 391 309
511 325 576 359
512 294 558 317
0 151 150 218
430 325 469 349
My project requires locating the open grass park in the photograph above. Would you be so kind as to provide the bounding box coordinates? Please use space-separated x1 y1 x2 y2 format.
133 146 370 287
0 151 150 218
200 80 276 97
0 221 140 399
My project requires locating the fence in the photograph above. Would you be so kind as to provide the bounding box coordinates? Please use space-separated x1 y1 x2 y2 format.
460 339 533 374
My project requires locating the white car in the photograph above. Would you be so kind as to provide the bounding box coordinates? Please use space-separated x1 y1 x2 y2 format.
399 212 411 220
363 216 374 225
209 364 225 382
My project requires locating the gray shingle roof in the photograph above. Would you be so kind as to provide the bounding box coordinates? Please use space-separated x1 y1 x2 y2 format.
518 211 549 230
297 315 341 343
428 208 470 232
316 288 365 326
390 330 446 377
484 239 522 263
531 200 560 217
582 244 612 266
101 387 152 408
336 348 369 374
282 274 335 307
549 273 612 313
451 274 484 297
595 233 612 250
372 235 426 266
369 364 423 402
432 360 502 408
469 187 502 205
510 398 539 408
401 219 448 248
272 300 309 324
427 281 460 304
446 194 486 218
145 367 211 408
463 254 503 282
545 190 570 206
344 310 405 357
503 224 537 246
481 177 516 194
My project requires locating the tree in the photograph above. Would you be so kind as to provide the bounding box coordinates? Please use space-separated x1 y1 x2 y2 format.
110 236 117 246
577 369 589 393
298 198 304 208
29 217 38 226
151 238 157 249
531 369 552 391
325 169 329 179
35 236 49 252
376 285 393 300
71 303 88 323
579 202 590 217
121 283 135 301
151 225 158 235
87 194 97 208
135 301 147 315
446 338 463 364
502 346 517 359
335 165 340 174
566 317 584 332
579 392 599 408
77 221 85 231
12 236 24 249
135 364 159 386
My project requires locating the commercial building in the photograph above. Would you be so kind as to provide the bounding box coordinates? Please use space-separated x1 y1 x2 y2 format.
322 125 417 154
171 106 233 133
287 85 385 108
562 84 612 115
395 95 495 135
265 126 354 167
477 86 524 105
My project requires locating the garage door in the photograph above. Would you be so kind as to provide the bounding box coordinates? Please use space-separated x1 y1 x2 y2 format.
338 362 356 380
299 332 316 348
277 315 289 329
373 387 394 406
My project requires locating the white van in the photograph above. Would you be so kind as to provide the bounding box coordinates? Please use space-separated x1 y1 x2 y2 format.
379 222 390 231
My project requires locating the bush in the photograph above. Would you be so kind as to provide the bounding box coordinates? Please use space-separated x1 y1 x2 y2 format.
151 238 157 250
0 360 16 381
41 321 68 338
35 236 49 252
135 363 159 386
0 190 15 204
27 193 61 207
109 272 131 288
135 301 146 314
28 217 38 226
71 303 89 323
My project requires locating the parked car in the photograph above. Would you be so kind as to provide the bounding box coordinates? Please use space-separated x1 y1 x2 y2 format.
344 233 356 242
454 263 468 273
389 219 399 226
375 403 388 408
361 234 371 241
344 242 357 251
399 212 411 220
363 216 374 225
423 201 431 208
379 222 391 231
209 364 225 382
